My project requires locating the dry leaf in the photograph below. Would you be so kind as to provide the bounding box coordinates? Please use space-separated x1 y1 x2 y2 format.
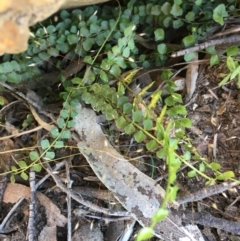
3 183 67 239
0 0 65 54
185 54 199 101
74 103 201 241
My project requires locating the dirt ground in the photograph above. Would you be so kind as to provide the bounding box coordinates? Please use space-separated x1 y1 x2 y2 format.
0 55 240 241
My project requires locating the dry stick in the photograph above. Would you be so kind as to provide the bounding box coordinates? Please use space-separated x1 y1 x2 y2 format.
65 161 72 241
27 169 36 241
35 161 65 190
0 81 55 122
45 163 130 217
171 209 240 235
176 181 239 205
171 34 240 57
0 126 43 141
0 198 24 233
84 214 132 222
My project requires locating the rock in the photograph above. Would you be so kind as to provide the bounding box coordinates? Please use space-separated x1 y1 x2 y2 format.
0 0 110 55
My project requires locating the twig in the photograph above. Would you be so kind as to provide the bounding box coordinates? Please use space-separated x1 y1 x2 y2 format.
27 169 36 241
171 34 240 57
84 214 132 222
171 209 240 235
65 161 72 241
0 126 43 141
0 81 55 121
118 219 136 241
45 163 130 217
0 198 24 233
176 181 239 205
35 161 65 190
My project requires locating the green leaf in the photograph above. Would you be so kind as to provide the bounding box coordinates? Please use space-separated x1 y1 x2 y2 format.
143 118 153 130
41 139 50 150
185 11 195 21
230 65 240 80
187 170 196 178
10 175 15 183
0 62 13 73
0 96 4 105
51 127 60 138
21 172 28 180
60 109 69 119
132 110 143 123
11 166 18 172
180 118 192 128
183 151 191 160
44 151 55 160
7 72 21 84
165 95 179 106
184 52 197 62
123 103 133 114
117 96 129 107
161 2 171 15
56 43 69 53
170 4 183 17
35 28 45 37
227 56 236 71
134 130 147 142
154 28 165 41
209 162 221 171
210 54 220 66
168 185 179 201
173 105 187 115
157 43 167 54
182 35 196 47
206 46 216 55
32 164 42 172
61 130 71 139
238 73 240 88
60 10 70 19
157 148 167 158
146 140 158 151
70 25 78 34
54 141 64 149
124 123 136 134
213 4 228 26
57 117 65 129
136 227 153 241
29 151 39 161
83 38 94 51
173 19 183 28
100 70 109 82
115 116 128 129
216 171 234 180
195 0 202 6
150 5 161 15
199 163 205 172
110 64 121 77
122 47 130 58
128 38 135 50
67 120 75 128
226 45 239 56
124 25 135 37
152 208 169 223
67 34 78 45
112 46 121 55
80 27 90 37
47 47 59 57
163 16 172 28
219 73 230 86
18 161 27 168
90 23 100 34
